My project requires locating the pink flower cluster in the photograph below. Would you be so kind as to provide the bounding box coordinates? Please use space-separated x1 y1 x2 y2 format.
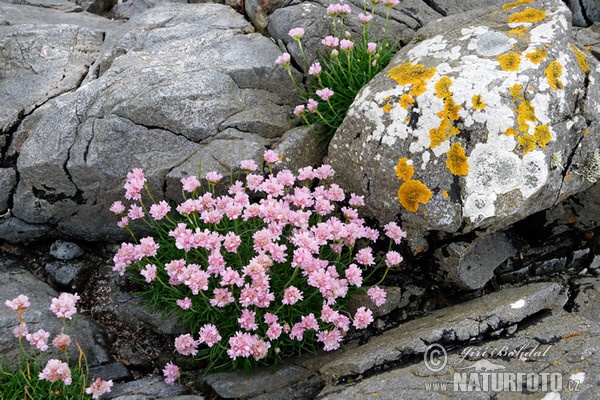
86 377 113 399
49 292 80 320
112 150 407 373
39 359 72 385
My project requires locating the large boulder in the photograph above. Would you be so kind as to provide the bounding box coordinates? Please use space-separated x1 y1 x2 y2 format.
328 0 600 253
2 3 299 242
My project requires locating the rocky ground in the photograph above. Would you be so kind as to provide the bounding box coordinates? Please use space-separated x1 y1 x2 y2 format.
2 203 600 399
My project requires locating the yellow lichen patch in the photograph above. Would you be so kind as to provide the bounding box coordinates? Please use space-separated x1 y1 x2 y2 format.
504 127 517 136
398 179 433 213
509 27 528 37
442 190 449 198
471 94 486 110
509 83 524 101
440 97 461 121
570 44 590 73
508 8 547 23
435 76 453 99
533 124 552 148
584 128 589 137
446 142 469 176
429 77 462 148
388 62 437 97
502 0 534 10
525 48 547 64
399 94 415 109
518 133 536 154
544 60 564 90
395 157 414 181
382 103 393 113
517 100 536 133
498 53 521 71
430 117 461 148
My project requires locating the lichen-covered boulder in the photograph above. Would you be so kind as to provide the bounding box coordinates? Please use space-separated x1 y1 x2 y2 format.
328 0 600 252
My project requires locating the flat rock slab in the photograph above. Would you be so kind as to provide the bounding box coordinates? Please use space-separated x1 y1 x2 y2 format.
317 308 600 399
317 282 566 383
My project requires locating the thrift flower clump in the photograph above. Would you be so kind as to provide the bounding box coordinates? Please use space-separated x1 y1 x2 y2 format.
111 150 406 375
1 294 113 399
277 1 399 144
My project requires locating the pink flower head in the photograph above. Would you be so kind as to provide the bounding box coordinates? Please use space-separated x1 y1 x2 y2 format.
288 27 305 40
307 98 319 113
308 61 322 76
316 87 335 101
127 204 144 221
264 312 278 324
321 35 339 48
294 104 306 115
163 362 180 385
210 288 235 307
301 313 319 330
238 308 258 331
39 359 72 385
205 171 223 184
349 193 365 207
149 200 171 221
110 201 125 215
26 329 50 352
13 322 28 339
117 216 129 229
355 247 375 266
86 377 113 399
282 285 303 305
266 322 283 340
124 168 145 200
359 13 373 24
176 297 192 310
353 306 374 329
382 0 399 7
181 175 201 192
52 333 71 352
137 236 159 258
315 164 335 179
367 42 377 55
368 286 387 307
174 333 199 356
275 52 291 66
199 324 222 347
140 264 157 283
385 250 403 267
223 232 242 253
50 292 80 320
384 221 407 244
240 159 258 172
317 328 343 351
264 150 280 164
5 294 30 311
340 39 354 51
345 263 363 287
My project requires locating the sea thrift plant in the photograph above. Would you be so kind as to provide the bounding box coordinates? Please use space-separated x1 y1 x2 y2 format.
277 1 399 144
1 294 113 399
111 151 406 374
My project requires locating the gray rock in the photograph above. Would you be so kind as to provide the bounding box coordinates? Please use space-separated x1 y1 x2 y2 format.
0 8 106 133
89 361 133 383
274 126 327 174
49 239 84 260
4 0 83 12
6 3 300 242
109 0 186 20
201 364 314 399
44 260 92 290
0 259 111 367
328 0 600 253
435 232 517 290
573 276 600 323
0 216 51 243
106 375 185 399
0 168 16 212
317 282 566 383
